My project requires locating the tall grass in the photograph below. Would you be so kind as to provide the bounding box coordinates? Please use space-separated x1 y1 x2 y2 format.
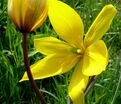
0 0 121 104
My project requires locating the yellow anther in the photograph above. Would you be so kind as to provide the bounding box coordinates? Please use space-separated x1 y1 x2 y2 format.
77 49 81 54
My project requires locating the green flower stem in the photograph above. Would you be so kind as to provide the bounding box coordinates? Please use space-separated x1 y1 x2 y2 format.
84 75 99 96
22 33 47 104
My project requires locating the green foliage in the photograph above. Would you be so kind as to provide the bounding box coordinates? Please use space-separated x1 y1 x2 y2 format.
0 0 121 104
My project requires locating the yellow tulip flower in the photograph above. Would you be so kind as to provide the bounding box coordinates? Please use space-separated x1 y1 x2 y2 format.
20 0 116 104
8 0 47 32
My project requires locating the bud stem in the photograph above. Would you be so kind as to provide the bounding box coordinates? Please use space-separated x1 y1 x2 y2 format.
22 33 47 104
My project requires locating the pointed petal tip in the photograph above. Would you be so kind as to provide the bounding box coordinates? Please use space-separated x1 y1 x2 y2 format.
19 76 28 83
19 72 29 83
19 54 78 82
19 78 25 83
19 79 23 83
84 4 117 47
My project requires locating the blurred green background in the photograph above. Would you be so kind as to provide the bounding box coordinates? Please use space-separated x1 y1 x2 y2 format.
0 0 121 104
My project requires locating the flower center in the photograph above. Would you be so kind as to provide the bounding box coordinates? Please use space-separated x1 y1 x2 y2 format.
72 48 85 56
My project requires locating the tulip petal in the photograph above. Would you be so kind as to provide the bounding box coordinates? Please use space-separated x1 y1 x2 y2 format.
82 40 108 76
29 0 48 31
23 0 47 32
68 60 89 104
8 0 21 29
84 4 117 47
48 0 84 47
20 54 79 82
8 0 47 32
34 37 73 55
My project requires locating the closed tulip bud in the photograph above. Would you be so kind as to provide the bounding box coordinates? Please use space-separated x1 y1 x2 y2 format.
8 0 47 33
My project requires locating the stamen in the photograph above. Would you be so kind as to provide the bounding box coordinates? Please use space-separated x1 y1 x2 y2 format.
77 49 82 54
